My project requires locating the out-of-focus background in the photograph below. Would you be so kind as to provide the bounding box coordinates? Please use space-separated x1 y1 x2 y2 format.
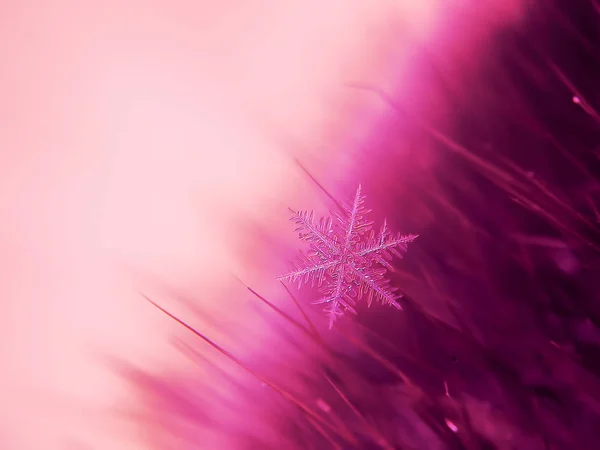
0 1 528 448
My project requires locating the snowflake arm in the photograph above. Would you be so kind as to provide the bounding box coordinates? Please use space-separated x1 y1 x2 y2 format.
314 263 358 328
276 258 339 288
336 185 373 248
357 233 419 258
348 265 401 309
289 209 340 258
343 185 364 246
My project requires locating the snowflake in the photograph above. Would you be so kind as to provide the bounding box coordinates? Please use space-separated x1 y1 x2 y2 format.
278 185 418 328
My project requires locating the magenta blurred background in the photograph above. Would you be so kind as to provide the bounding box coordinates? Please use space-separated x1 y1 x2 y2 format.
0 1 529 448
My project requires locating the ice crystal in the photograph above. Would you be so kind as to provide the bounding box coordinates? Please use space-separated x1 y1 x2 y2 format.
278 185 418 328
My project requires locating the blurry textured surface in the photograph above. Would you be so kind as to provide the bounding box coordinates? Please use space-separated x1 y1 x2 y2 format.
8 0 600 449
127 0 600 449
0 0 464 448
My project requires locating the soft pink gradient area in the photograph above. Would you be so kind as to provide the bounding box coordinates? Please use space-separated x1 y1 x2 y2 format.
0 1 526 448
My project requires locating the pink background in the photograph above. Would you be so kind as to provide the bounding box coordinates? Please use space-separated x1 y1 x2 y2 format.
0 1 525 448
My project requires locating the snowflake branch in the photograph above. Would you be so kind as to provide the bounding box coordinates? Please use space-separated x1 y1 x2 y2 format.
357 234 419 257
277 260 339 287
290 209 340 257
347 265 401 309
